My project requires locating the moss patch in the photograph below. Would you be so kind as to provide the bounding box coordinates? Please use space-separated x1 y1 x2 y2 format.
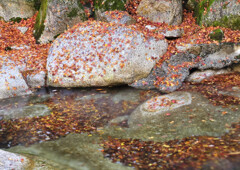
33 0 48 42
209 29 224 41
67 8 78 18
9 17 27 23
211 15 240 30
93 0 127 12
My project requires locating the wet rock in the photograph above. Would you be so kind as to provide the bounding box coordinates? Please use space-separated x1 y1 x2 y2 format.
75 93 110 101
96 10 136 25
34 0 87 44
112 88 142 103
109 115 129 126
0 104 51 120
137 0 183 25
0 149 29 170
9 133 132 170
27 71 46 88
128 92 192 126
47 21 167 87
0 0 36 22
0 57 31 100
124 91 240 142
187 69 231 83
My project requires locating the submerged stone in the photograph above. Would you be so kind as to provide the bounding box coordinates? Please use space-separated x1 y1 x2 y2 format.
0 104 51 120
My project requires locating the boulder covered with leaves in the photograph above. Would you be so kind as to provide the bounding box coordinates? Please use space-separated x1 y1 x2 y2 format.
0 0 36 22
136 0 183 25
47 21 168 87
34 0 87 44
189 0 240 30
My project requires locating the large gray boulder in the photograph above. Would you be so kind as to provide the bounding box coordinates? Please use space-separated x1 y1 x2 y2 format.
0 57 32 100
0 0 36 21
47 21 168 87
34 0 87 44
137 0 183 25
131 43 240 93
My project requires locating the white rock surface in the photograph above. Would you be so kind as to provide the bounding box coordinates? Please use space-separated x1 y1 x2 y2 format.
0 149 29 170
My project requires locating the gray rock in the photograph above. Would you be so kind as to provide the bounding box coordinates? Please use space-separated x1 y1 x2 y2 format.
0 0 36 21
96 10 136 25
0 104 51 120
0 57 31 100
137 0 183 25
17 27 28 34
0 149 29 170
27 71 46 88
161 28 184 38
131 43 240 93
186 69 232 83
47 21 168 87
145 25 184 38
34 0 87 44
201 0 240 29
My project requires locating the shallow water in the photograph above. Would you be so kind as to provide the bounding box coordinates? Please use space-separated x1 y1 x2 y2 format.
0 85 240 169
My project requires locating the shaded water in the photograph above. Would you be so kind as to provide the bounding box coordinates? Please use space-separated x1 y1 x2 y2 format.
0 85 240 169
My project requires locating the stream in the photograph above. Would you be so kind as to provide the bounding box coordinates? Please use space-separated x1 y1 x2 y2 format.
0 84 240 169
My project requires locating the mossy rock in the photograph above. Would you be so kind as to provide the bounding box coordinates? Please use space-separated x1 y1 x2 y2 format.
33 0 48 42
190 0 240 30
33 0 86 44
93 0 127 12
193 0 216 26
210 15 240 30
209 29 224 41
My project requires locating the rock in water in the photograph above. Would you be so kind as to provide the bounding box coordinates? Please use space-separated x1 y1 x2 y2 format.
47 21 168 87
128 92 192 127
137 0 183 25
